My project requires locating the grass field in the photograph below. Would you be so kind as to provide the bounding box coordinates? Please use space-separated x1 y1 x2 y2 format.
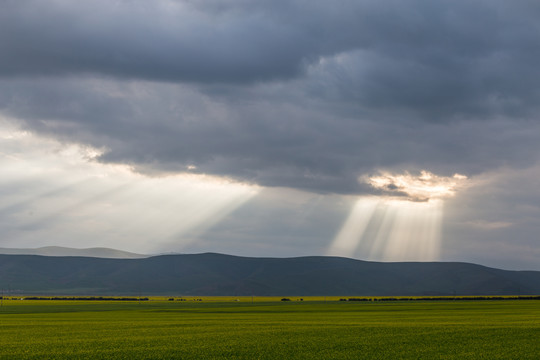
1 298 539 359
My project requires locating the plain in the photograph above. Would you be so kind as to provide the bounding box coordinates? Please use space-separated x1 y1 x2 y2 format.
1 298 539 359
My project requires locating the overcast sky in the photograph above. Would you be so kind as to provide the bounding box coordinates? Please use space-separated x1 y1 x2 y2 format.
1 0 539 270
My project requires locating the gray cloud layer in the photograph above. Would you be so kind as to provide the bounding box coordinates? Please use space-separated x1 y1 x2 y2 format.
2 0 540 194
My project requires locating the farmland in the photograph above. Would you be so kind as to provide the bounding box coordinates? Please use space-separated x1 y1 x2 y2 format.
1 298 539 359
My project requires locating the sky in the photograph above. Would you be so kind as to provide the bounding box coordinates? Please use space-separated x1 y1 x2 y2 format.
1 0 540 270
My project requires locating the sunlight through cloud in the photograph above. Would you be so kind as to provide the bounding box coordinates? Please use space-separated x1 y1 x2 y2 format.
0 119 258 253
368 170 467 202
328 171 467 262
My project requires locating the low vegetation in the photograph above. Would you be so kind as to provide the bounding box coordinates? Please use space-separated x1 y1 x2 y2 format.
1 298 539 359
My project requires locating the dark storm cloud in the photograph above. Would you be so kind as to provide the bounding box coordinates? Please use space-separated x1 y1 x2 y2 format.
3 77 540 195
2 0 540 194
0 0 322 82
2 0 539 91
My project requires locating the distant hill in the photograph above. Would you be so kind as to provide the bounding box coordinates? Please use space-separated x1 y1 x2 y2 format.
0 253 539 296
0 246 147 259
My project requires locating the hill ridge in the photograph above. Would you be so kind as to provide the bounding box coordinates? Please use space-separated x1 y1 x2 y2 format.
0 246 147 259
0 253 538 296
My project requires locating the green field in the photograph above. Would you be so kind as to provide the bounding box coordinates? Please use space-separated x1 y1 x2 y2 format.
1 298 539 359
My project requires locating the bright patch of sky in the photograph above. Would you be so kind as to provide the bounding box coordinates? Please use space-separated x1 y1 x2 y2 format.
0 118 257 253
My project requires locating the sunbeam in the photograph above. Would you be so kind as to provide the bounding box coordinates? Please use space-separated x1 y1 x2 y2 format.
327 197 380 257
0 121 258 252
328 171 466 262
379 199 443 261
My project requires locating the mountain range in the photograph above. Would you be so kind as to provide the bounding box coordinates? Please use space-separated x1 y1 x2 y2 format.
1 251 539 296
